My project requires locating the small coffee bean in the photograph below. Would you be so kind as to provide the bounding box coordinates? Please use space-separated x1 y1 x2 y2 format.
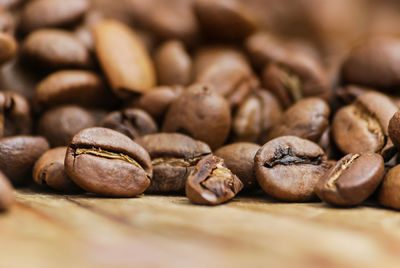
136 133 211 193
154 40 192 86
186 155 243 205
37 105 96 147
378 164 400 210
315 153 384 206
254 136 330 201
388 109 400 149
32 147 80 192
20 0 89 32
0 135 49 185
268 97 330 143
0 171 14 211
65 127 152 197
162 84 231 150
0 91 32 138
101 108 158 140
0 32 17 64
215 142 260 190
22 29 92 69
93 19 156 98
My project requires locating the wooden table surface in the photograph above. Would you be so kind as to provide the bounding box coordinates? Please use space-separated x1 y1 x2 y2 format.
2 189 400 268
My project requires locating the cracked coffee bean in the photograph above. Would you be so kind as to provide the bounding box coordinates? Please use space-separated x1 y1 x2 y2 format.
186 155 243 205
0 171 14 211
33 147 80 192
254 136 330 201
136 133 211 193
101 108 158 140
65 127 152 197
315 153 384 206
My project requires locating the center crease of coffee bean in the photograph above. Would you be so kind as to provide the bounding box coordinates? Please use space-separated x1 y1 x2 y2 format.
279 66 302 102
152 156 202 167
326 154 360 190
265 146 323 168
200 163 235 196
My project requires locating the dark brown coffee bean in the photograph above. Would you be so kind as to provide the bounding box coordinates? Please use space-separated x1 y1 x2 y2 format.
136 133 211 193
0 135 49 185
20 0 89 32
268 97 330 143
378 164 400 210
65 127 152 197
335 85 371 105
215 142 260 190
33 147 80 192
333 91 397 159
262 52 329 108
162 84 231 150
154 40 192 86
389 109 400 149
254 136 329 201
34 70 117 111
315 153 384 206
133 85 183 121
0 171 14 211
0 91 32 138
37 105 96 147
194 0 257 40
101 108 158 140
186 155 243 205
341 37 400 90
93 19 155 98
22 29 92 69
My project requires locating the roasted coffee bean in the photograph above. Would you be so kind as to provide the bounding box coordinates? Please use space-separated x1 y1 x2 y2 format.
93 19 155 98
64 127 152 197
154 40 192 86
22 29 92 69
333 91 397 159
378 164 400 210
389 109 400 149
101 108 158 140
342 37 400 90
186 155 243 205
232 89 282 144
268 97 330 143
315 153 384 206
254 136 330 201
262 52 329 108
20 0 89 32
0 171 14 211
0 136 49 185
0 10 16 35
215 142 260 190
0 91 32 138
162 84 231 150
33 147 80 192
335 85 371 105
136 133 211 193
194 0 257 40
37 105 96 147
133 85 183 121
0 32 17 64
34 70 117 111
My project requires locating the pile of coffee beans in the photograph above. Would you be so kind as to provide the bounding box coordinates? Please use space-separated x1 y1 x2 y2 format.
2 0 400 211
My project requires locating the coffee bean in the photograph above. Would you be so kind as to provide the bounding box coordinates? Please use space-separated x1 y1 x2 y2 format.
0 32 17 64
0 171 14 211
22 29 92 69
0 10 16 34
0 91 32 138
154 40 192 86
315 153 384 206
136 133 211 193
378 164 400 210
268 97 330 143
215 142 260 190
101 108 158 140
333 91 397 159
20 0 89 32
186 155 243 205
37 105 96 147
64 127 152 197
388 109 400 149
254 136 330 201
162 84 231 150
34 70 117 111
93 19 156 98
0 136 49 185
33 147 80 192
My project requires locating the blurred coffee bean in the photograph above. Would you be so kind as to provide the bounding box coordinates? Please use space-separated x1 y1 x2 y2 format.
0 91 31 138
0 32 17 64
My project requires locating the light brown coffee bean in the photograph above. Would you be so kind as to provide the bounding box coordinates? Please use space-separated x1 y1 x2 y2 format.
0 171 14 211
378 164 400 210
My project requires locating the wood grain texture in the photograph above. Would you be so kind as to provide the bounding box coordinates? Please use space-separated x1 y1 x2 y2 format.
1 189 400 268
